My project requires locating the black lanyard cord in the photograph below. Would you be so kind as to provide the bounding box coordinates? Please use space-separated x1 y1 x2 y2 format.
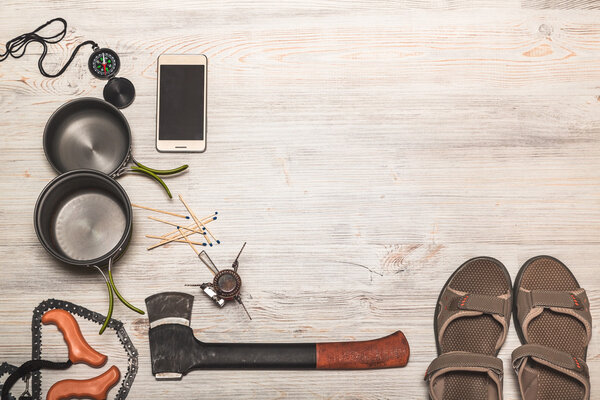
0 18 98 78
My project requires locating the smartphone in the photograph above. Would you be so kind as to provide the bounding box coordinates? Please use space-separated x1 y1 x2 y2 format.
156 54 207 152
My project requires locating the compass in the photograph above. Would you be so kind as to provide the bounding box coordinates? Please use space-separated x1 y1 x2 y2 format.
88 48 120 80
88 47 135 108
0 19 135 108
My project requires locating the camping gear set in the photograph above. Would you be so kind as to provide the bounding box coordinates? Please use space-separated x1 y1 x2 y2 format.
2 17 414 399
0 299 138 400
36 64 188 334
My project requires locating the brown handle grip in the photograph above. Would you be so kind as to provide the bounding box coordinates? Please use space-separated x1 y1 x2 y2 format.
46 365 120 400
41 309 107 367
316 330 410 369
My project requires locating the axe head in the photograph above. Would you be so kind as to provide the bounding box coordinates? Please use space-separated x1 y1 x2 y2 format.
146 292 194 327
145 292 195 380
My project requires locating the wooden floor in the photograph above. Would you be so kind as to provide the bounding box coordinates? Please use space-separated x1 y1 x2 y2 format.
1 1 599 399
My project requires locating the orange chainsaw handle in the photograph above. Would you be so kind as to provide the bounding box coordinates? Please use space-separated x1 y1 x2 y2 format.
42 309 107 367
46 365 120 400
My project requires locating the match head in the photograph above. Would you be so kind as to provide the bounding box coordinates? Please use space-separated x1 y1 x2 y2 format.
216 240 221 244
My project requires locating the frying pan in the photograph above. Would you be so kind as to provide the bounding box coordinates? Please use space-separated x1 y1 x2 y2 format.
43 97 187 198
34 169 143 333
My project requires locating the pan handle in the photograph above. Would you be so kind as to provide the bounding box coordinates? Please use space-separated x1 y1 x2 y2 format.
129 166 173 198
95 260 145 335
94 266 114 335
108 259 145 315
126 157 188 198
132 158 189 175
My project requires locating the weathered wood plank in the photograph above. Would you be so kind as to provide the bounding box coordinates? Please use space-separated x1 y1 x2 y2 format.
523 0 600 9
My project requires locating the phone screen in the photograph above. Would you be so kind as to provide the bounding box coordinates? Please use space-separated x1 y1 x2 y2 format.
158 64 205 140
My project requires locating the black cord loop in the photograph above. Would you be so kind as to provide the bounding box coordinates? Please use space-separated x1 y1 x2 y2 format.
1 359 72 400
0 18 97 78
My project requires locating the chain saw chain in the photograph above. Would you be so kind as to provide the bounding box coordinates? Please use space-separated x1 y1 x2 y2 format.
0 364 17 400
0 299 138 400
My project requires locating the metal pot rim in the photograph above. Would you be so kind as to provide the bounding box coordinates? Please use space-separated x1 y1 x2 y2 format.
42 97 133 177
33 169 133 267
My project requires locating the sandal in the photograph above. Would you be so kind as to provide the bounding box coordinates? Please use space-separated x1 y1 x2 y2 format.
425 257 512 400
512 256 592 400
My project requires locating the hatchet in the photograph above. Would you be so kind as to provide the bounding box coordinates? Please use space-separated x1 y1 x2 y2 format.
146 292 410 380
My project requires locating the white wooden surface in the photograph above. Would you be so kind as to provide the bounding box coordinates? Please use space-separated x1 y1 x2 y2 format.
0 1 599 399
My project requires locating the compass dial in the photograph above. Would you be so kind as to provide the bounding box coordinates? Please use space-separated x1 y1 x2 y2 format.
88 48 120 79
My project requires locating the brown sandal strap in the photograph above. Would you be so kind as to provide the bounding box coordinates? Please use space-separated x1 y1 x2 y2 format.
425 352 503 381
512 344 590 398
437 288 511 348
512 344 588 376
529 289 585 310
517 288 592 344
457 293 507 316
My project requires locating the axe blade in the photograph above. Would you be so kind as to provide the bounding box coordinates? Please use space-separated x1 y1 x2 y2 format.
145 292 196 380
145 292 194 329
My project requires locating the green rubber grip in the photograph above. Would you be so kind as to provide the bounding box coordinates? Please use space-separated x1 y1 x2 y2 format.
129 166 172 198
99 280 114 335
132 159 188 175
108 270 145 315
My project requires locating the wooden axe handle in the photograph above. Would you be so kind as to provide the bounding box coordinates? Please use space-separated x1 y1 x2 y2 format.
316 331 410 369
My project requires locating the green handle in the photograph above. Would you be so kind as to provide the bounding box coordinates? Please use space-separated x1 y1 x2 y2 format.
132 159 188 175
130 166 173 198
108 269 145 315
99 279 114 335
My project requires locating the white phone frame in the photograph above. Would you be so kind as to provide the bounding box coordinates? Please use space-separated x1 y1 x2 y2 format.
156 54 207 152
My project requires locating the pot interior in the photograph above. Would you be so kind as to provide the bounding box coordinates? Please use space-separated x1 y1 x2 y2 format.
36 171 131 264
44 98 130 175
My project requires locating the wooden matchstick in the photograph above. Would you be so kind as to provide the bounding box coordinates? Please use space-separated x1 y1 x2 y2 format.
178 195 213 246
148 216 206 235
178 195 220 245
151 219 212 247
147 228 199 250
146 235 207 246
178 227 200 255
158 213 217 239
147 213 217 250
132 203 189 219
161 222 199 239
199 221 219 243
